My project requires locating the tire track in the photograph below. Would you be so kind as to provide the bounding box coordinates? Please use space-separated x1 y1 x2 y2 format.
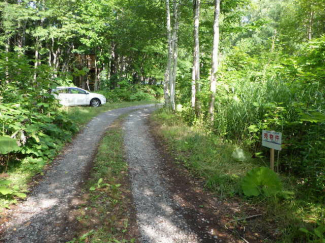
124 107 199 243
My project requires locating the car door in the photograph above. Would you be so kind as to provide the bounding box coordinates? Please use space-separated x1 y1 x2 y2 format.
68 88 89 105
57 88 70 106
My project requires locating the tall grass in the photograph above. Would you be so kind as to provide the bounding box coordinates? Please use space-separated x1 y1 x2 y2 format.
152 110 263 198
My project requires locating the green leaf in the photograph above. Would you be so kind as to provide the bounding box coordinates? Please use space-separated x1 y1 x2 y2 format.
14 192 27 199
241 167 282 197
0 186 13 195
0 136 20 154
0 180 11 185
248 125 259 133
89 186 96 191
299 228 310 234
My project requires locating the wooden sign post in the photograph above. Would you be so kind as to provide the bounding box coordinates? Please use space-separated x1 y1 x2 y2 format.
262 130 282 171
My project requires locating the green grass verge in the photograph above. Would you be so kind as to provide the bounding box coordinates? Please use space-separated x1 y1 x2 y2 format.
151 109 264 198
68 116 136 243
151 109 325 243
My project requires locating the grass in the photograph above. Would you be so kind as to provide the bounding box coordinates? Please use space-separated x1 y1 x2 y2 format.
0 100 155 210
67 116 137 243
151 109 325 242
151 109 264 198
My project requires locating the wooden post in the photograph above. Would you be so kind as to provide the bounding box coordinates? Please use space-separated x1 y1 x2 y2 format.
270 148 275 171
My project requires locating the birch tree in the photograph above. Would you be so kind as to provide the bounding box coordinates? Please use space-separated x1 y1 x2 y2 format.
191 0 200 110
164 0 172 107
209 0 220 121
164 0 180 111
170 0 180 111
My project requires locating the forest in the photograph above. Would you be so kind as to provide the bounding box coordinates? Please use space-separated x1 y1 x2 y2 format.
0 0 324 241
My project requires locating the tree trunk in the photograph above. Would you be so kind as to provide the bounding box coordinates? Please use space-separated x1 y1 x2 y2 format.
110 43 118 89
209 0 220 122
16 0 26 56
4 0 9 83
170 0 180 112
271 29 277 52
192 0 200 111
33 38 40 82
5 38 10 83
164 0 172 107
94 57 99 91
308 10 314 40
62 44 73 73
51 38 60 78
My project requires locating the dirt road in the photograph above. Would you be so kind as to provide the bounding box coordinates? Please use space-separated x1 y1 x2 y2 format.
1 105 235 243
1 105 155 243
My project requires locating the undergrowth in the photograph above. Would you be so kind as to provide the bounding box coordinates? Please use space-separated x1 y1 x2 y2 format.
151 109 325 242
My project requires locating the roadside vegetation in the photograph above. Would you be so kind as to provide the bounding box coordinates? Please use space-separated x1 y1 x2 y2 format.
152 110 324 242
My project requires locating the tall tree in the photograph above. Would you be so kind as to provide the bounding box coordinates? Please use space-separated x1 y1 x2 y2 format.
170 0 180 111
164 0 172 107
191 0 200 110
209 0 220 121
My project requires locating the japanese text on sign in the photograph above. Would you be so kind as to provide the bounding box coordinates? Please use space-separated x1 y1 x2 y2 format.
262 130 282 150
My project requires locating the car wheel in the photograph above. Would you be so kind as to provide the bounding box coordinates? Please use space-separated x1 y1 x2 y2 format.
90 98 101 107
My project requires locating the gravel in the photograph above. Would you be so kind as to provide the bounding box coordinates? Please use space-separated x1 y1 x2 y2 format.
124 107 199 243
1 104 155 243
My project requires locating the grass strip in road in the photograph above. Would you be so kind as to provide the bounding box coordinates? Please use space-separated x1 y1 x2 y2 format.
68 116 138 243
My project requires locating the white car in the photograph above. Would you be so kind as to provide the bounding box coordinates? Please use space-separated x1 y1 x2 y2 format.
52 87 106 107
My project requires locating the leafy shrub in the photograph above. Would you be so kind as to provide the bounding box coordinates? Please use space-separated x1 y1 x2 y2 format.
98 83 161 102
0 180 26 200
0 52 78 174
241 167 283 197
130 91 152 101
0 137 20 154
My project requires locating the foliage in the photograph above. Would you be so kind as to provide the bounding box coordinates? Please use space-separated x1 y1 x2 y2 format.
0 52 78 204
299 221 325 243
153 109 324 242
0 137 19 154
0 179 26 201
241 167 283 197
98 82 163 103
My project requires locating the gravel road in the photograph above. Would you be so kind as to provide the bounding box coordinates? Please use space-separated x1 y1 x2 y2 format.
1 104 155 243
124 107 199 243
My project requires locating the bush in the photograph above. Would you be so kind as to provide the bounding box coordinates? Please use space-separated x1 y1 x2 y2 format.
98 82 162 102
0 52 78 174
